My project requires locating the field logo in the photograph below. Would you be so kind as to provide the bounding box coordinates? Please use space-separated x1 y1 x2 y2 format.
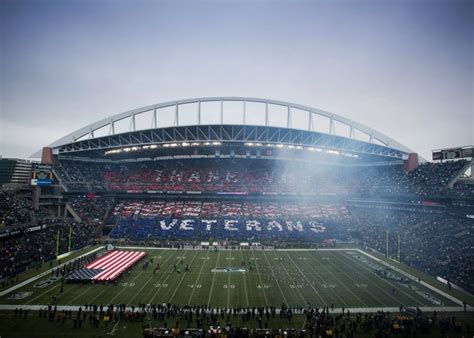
33 276 60 288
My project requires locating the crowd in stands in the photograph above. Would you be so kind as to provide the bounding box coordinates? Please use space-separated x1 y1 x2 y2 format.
108 200 352 243
68 196 115 225
0 219 98 281
54 158 472 198
111 200 349 220
350 207 474 293
451 180 474 198
0 190 50 228
16 303 471 338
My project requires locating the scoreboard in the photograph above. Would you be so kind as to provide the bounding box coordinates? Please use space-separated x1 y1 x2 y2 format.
31 163 54 186
432 146 473 161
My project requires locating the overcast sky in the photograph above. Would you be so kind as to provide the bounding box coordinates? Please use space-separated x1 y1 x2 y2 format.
1 0 472 161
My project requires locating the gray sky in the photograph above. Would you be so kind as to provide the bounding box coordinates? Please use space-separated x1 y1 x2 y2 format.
1 0 473 161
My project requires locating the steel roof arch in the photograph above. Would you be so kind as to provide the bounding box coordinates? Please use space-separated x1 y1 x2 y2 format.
33 97 414 157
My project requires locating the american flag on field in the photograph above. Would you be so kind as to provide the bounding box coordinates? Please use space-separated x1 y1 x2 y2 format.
67 251 146 281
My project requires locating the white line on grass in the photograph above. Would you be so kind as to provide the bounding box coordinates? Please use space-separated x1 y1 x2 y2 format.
168 250 200 304
267 251 306 306
227 250 232 309
355 249 464 306
239 249 250 307
284 251 326 306
335 251 424 307
274 251 315 306
250 249 269 307
301 251 352 308
207 250 222 307
1 304 470 313
102 263 149 305
261 249 288 307
148 250 190 305
187 250 210 305
26 281 80 305
324 251 398 307
126 250 176 306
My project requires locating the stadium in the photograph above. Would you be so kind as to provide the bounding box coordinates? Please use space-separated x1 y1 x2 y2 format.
1 96 473 337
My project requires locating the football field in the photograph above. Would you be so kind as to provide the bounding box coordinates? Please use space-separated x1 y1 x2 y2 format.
0 247 464 311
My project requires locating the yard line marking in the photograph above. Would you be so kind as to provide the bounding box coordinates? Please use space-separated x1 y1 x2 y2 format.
303 251 359 308
356 249 463 306
261 249 288 307
270 251 308 306
187 250 210 305
107 318 120 336
149 250 190 304
250 249 269 307
168 250 200 304
239 249 250 307
103 264 148 304
227 250 231 309
292 252 345 305
26 281 80 305
207 250 221 307
334 251 424 307
126 250 175 306
284 251 326 306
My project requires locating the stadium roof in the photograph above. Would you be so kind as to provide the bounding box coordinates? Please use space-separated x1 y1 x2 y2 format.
32 97 415 161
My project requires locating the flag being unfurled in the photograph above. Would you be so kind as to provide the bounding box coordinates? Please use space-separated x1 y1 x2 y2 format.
67 250 146 281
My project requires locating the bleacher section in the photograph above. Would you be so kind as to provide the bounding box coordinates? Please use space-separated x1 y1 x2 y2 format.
54 158 472 198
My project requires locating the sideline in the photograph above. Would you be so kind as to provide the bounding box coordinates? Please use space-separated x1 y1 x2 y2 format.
0 246 104 297
0 304 470 313
355 249 465 306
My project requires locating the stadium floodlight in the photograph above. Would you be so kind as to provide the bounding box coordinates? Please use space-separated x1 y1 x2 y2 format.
276 144 284 148
288 145 295 149
212 142 222 146
182 142 190 147
150 144 158 149
123 147 131 152
204 142 211 146
245 142 254 146
255 143 263 147
191 142 200 146
295 145 303 150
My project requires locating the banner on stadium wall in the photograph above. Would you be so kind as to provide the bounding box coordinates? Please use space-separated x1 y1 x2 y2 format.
0 224 47 239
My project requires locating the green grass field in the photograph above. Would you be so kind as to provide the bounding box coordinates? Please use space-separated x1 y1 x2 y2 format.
0 247 463 310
